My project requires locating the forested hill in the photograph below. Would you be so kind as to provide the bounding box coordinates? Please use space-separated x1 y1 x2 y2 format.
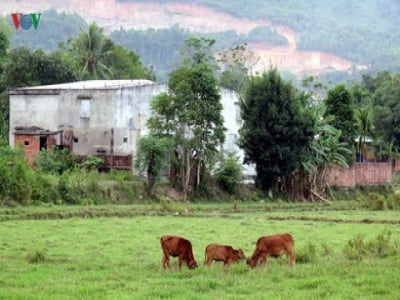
1 0 400 82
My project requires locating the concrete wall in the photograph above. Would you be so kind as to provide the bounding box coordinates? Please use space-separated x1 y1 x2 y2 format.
9 94 59 146
327 162 392 187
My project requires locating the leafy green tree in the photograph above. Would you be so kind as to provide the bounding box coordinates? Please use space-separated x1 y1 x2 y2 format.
324 84 357 161
0 47 76 141
1 47 76 88
135 135 172 198
239 69 314 192
148 37 225 201
282 103 351 201
373 73 400 150
103 44 155 80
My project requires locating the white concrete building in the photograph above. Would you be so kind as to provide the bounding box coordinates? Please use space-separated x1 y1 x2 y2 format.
9 80 254 175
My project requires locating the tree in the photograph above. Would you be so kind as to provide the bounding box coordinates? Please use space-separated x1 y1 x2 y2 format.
69 23 114 79
218 43 259 96
281 103 351 201
68 23 154 80
324 84 357 162
0 47 76 141
148 37 225 201
135 135 172 198
239 69 315 192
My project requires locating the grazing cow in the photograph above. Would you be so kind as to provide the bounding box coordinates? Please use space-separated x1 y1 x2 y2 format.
247 233 295 268
160 235 198 271
204 244 245 268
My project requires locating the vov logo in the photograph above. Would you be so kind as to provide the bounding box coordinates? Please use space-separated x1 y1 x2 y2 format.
11 13 41 30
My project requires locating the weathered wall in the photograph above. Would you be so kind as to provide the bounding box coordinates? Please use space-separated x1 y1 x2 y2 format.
220 88 255 176
327 162 392 187
9 94 59 146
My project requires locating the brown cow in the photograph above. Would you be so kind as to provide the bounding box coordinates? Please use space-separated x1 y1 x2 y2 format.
247 233 295 268
160 235 198 271
204 244 245 268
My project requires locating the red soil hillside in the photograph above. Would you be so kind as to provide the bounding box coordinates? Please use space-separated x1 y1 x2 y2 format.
1 0 367 76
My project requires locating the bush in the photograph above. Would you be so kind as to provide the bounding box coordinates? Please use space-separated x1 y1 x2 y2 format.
80 156 104 171
359 192 391 210
36 148 78 174
343 235 366 260
295 242 318 263
343 231 399 260
215 152 244 195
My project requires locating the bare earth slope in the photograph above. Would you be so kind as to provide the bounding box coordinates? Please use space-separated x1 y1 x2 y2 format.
3 0 366 76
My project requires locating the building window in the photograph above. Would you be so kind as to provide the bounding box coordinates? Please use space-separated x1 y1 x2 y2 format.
123 137 128 143
73 137 79 143
80 100 90 118
24 141 29 146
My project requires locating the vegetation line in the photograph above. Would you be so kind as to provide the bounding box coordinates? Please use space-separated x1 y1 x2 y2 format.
1 208 399 224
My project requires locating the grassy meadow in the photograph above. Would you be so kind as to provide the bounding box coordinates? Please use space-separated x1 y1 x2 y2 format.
0 203 399 299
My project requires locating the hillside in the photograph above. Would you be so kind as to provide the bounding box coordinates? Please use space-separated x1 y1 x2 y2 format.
1 0 399 81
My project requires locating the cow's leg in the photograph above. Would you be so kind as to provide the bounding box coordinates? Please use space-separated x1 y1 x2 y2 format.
178 257 183 271
224 258 233 269
162 255 171 271
260 252 268 267
287 251 296 268
205 257 212 266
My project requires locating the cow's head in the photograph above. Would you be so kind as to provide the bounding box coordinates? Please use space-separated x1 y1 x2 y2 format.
246 257 257 268
236 249 246 260
188 259 198 269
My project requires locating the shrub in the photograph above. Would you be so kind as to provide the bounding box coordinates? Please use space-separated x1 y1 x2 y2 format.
366 230 398 257
343 231 399 260
295 242 318 263
80 156 104 171
36 148 78 174
343 235 366 260
215 152 244 195
359 192 389 210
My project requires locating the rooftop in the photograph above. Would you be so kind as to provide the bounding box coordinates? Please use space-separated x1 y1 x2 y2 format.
9 80 156 95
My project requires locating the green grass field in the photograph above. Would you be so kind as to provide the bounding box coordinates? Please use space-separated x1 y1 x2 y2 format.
0 203 399 299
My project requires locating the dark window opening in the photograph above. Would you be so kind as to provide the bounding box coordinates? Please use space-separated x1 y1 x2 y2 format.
123 137 128 143
40 136 47 150
24 141 29 146
73 137 79 143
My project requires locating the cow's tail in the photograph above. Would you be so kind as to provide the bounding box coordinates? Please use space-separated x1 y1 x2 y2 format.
204 248 207 265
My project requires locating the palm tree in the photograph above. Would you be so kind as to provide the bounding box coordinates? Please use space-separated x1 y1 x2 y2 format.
72 23 113 79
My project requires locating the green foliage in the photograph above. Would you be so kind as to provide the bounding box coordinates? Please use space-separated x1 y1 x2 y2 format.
215 152 244 194
35 148 79 174
358 192 400 211
343 230 398 260
0 47 77 89
295 242 318 264
343 235 367 260
239 69 315 191
135 135 173 198
80 156 104 171
325 84 357 156
148 38 225 200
